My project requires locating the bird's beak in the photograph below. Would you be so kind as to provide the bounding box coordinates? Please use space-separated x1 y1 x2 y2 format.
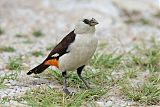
90 18 99 26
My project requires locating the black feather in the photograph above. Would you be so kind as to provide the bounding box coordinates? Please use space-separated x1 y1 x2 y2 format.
27 63 49 75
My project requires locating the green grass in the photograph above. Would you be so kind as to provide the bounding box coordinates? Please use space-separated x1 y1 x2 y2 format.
0 73 18 89
0 73 18 105
21 52 118 106
0 97 11 105
22 86 107 107
139 18 151 25
91 52 122 69
0 27 4 35
32 30 44 37
0 76 6 89
125 18 152 25
47 67 113 89
154 12 160 18
118 39 160 105
120 82 160 105
131 45 160 72
15 32 23 37
6 57 23 70
123 68 137 79
98 42 108 50
18 38 160 106
32 51 44 57
147 73 160 85
23 39 33 44
0 46 15 52
44 51 121 88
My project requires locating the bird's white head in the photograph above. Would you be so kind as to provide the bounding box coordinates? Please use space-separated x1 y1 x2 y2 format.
74 18 99 34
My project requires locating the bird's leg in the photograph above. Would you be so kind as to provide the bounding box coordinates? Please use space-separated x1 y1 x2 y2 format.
62 71 70 95
77 65 90 89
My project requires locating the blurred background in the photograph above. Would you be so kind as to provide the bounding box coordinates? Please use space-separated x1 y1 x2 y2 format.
0 0 159 62
0 0 159 49
0 0 160 106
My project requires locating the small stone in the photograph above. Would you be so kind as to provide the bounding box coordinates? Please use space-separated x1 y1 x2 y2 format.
5 83 11 86
96 101 106 107
105 101 113 107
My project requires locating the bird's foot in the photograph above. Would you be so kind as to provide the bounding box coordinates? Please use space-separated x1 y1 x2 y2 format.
63 88 70 95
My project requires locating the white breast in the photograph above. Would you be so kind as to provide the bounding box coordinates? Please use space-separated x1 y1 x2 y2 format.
59 33 98 71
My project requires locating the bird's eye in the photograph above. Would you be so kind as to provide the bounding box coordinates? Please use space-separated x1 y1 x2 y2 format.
83 19 90 25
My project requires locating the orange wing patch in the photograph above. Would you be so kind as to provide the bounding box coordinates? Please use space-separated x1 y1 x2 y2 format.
44 59 59 68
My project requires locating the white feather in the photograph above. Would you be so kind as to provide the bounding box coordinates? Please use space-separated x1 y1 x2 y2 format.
58 19 98 71
51 53 59 57
59 17 98 71
59 34 97 71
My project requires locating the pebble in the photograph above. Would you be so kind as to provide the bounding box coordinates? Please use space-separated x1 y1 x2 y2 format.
105 101 113 107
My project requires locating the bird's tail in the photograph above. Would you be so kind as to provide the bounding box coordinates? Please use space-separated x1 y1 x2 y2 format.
27 63 49 75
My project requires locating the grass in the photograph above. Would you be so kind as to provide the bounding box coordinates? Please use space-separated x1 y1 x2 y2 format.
125 18 152 25
0 72 18 89
123 68 137 79
118 38 160 105
12 38 160 106
47 67 113 89
32 30 44 37
120 82 160 105
15 32 23 37
91 52 122 69
130 44 160 72
120 8 152 26
23 39 33 44
0 76 6 89
0 57 22 103
0 27 4 35
6 57 23 70
23 42 160 106
32 51 44 57
0 46 15 52
51 70 85 88
18 49 123 107
22 86 107 107
154 12 160 18
147 73 160 85
122 9 152 26
0 73 18 105
138 18 151 25
21 52 118 107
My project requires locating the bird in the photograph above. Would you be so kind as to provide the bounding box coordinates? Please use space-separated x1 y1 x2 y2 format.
27 18 99 94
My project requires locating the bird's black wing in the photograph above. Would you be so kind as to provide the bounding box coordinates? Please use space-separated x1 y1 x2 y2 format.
45 30 76 61
27 30 76 75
